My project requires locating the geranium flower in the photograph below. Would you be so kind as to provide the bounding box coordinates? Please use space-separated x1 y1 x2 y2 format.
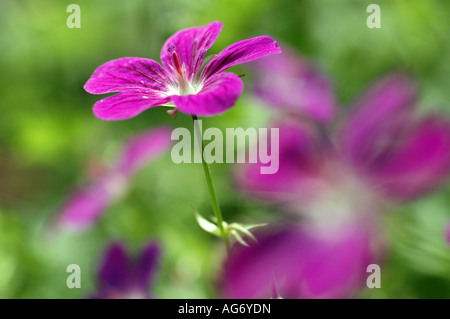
84 21 281 120
226 74 450 298
249 45 336 123
56 126 172 231
224 222 381 299
91 241 160 299
239 74 450 203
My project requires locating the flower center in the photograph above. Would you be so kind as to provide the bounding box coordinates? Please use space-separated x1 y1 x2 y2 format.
299 164 378 235
166 46 202 96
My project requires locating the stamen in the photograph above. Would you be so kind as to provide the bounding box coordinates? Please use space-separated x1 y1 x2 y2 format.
167 45 175 52
171 50 183 76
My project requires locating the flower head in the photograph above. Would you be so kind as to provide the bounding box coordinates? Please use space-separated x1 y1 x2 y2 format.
238 74 450 204
229 73 450 298
91 241 160 299
84 21 281 120
56 126 172 231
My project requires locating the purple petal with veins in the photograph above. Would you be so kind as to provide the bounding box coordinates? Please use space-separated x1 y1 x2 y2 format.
93 92 171 121
201 36 282 79
160 21 223 80
84 58 171 95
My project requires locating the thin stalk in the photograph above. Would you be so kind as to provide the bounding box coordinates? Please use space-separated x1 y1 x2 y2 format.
192 115 230 251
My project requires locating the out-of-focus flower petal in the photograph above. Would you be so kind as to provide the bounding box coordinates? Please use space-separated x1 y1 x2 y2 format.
160 21 223 80
223 222 379 299
201 36 281 79
235 118 328 202
57 184 112 231
92 241 160 299
369 117 450 199
98 242 131 293
116 126 173 176
250 47 336 122
171 72 243 116
92 92 171 121
136 242 160 290
340 74 417 171
84 58 171 95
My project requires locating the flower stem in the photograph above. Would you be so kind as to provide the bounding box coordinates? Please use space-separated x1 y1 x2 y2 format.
192 115 230 251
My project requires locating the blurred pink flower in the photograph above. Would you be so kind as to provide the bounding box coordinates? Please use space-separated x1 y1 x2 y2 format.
224 223 381 299
56 126 172 231
226 74 450 298
84 21 281 120
91 241 160 299
249 45 336 123
239 74 450 203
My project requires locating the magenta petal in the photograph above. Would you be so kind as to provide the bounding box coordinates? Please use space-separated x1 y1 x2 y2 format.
224 223 379 299
340 74 417 170
236 118 328 202
201 36 282 79
98 242 131 292
160 21 223 80
250 46 336 122
93 92 171 121
171 72 243 116
58 183 112 231
370 117 450 199
84 58 171 95
295 226 376 298
116 126 173 177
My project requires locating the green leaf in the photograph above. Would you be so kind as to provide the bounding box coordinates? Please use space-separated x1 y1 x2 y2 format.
230 230 249 247
191 205 221 237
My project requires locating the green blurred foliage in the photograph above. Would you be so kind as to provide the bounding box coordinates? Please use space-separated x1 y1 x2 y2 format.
0 0 449 298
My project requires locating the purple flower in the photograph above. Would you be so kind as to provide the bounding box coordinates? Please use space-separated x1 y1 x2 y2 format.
238 74 450 203
227 74 450 298
91 241 160 299
56 126 172 231
224 222 382 299
84 21 281 120
249 45 336 122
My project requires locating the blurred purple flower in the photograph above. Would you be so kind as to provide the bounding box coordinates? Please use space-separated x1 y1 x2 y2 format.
249 45 336 123
56 126 172 231
92 241 160 299
84 21 281 120
238 74 450 203
224 222 381 299
227 74 450 298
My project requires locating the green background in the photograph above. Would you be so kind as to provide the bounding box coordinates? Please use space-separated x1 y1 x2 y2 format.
0 0 449 298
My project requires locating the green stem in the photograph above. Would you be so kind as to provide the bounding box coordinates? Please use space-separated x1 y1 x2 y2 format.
192 115 230 251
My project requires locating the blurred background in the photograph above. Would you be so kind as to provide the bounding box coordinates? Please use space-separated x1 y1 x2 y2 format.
0 0 449 298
